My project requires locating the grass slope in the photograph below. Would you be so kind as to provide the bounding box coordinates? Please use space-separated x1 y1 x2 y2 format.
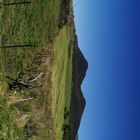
0 0 74 140
0 0 61 77
52 27 73 140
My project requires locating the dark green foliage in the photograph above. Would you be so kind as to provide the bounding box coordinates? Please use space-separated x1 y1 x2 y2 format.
23 117 38 139
64 107 70 119
62 124 70 140
13 101 31 112
59 0 71 28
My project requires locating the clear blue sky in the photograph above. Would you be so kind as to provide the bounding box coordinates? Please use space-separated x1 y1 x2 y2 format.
74 0 140 140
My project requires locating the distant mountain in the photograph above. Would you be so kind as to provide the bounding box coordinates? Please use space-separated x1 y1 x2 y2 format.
70 44 88 139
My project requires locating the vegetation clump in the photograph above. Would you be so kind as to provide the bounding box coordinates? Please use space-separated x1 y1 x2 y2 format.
13 101 32 112
59 0 71 28
23 117 38 139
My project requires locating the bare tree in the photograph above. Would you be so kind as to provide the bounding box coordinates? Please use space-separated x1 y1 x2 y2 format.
5 73 44 90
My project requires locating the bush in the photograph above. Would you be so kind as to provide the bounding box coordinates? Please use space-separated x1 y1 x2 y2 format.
13 102 32 112
62 124 70 140
23 118 38 139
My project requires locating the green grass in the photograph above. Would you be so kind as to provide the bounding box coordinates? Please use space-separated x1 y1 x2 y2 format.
0 0 74 140
0 96 24 140
52 26 73 140
0 0 61 78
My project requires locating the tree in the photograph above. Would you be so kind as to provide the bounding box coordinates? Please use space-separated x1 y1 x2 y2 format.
5 73 44 90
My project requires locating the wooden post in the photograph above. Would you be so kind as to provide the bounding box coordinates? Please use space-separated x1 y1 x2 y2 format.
0 0 31 6
0 44 34 48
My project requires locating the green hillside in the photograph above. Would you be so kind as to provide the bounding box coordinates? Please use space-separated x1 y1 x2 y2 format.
0 0 75 139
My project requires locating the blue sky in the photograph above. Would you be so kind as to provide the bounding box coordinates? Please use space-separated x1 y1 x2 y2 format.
74 0 140 140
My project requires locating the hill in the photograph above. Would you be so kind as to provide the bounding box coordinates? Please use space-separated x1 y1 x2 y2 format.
0 0 87 140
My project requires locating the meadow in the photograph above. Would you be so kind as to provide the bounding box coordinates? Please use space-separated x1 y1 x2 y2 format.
0 0 74 139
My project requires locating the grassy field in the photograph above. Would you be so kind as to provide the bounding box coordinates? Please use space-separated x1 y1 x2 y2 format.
0 0 74 140
0 0 61 77
52 27 73 140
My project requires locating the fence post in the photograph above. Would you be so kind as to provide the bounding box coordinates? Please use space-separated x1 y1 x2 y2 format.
0 0 31 6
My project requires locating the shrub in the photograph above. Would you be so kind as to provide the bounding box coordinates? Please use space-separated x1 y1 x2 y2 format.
23 118 38 139
13 102 31 112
